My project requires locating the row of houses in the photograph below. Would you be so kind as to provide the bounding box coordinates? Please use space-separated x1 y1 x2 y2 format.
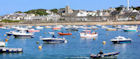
0 6 140 22
0 10 61 22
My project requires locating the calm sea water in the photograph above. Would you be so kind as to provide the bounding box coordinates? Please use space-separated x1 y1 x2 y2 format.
0 25 140 59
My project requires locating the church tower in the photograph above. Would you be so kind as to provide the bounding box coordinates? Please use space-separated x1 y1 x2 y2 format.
65 5 73 16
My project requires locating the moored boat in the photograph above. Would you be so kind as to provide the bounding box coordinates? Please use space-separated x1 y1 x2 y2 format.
41 38 67 44
80 30 98 38
90 52 120 59
58 32 72 35
36 26 43 29
12 30 34 38
41 34 67 44
52 27 61 30
123 26 137 32
111 36 132 44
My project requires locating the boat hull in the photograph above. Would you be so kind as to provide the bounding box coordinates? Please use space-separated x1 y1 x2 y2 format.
111 40 131 44
7 33 13 36
124 30 137 32
13 35 33 38
42 40 67 44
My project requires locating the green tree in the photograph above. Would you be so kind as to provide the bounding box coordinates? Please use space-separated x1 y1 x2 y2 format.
115 5 124 12
24 9 48 16
50 9 58 13
15 11 23 13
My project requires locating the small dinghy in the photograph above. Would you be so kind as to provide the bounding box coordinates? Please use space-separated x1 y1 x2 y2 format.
90 52 120 59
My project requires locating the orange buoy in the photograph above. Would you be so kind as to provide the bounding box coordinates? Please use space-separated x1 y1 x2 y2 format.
5 39 8 42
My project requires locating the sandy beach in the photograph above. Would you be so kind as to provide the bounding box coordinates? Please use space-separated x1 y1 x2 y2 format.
1 21 140 26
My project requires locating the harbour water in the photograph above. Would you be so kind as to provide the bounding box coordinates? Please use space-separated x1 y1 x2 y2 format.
0 25 140 59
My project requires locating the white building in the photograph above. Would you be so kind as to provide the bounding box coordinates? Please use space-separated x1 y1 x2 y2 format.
76 10 87 17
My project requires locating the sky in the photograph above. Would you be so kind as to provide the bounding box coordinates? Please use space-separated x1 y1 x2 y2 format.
0 0 140 15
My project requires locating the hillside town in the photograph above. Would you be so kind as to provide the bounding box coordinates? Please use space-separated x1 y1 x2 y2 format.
0 5 140 23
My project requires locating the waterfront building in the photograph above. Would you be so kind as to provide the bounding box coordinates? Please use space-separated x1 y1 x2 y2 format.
76 10 87 17
65 5 73 16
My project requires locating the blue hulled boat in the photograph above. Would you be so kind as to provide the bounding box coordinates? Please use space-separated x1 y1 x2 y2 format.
111 36 132 44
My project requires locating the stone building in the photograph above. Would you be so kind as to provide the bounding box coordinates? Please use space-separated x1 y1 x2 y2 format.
65 5 73 16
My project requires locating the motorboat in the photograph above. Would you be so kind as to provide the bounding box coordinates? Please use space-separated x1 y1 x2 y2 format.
80 30 98 38
41 37 67 44
36 26 43 30
111 36 132 44
12 30 34 38
90 52 120 58
58 32 72 35
123 26 137 32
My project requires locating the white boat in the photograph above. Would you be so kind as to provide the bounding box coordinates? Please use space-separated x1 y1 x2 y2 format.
111 36 131 44
106 28 117 31
48 32 55 35
102 26 108 29
12 30 34 38
41 37 67 44
27 26 32 29
28 29 40 33
123 25 137 32
36 26 43 29
80 30 98 38
0 42 5 47
0 26 9 30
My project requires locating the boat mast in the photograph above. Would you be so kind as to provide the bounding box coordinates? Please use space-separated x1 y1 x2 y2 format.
127 0 129 10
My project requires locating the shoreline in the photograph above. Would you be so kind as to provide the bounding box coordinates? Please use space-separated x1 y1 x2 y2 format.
1 21 140 26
